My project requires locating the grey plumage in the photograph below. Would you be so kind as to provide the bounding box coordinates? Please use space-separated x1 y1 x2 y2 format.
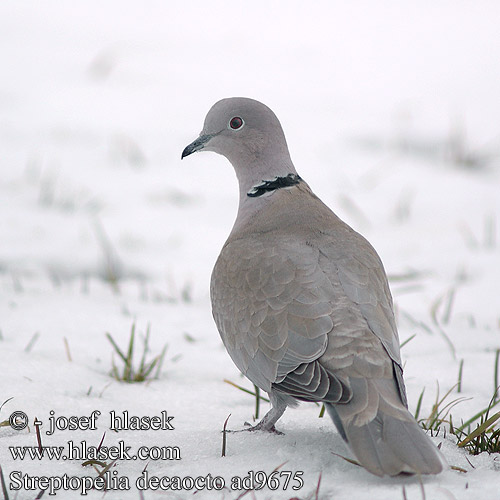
182 97 445 476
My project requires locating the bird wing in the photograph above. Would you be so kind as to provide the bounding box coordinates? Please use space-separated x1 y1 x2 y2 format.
211 236 348 399
315 223 407 407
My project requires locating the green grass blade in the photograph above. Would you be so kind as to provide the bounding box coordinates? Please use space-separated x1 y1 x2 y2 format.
414 387 425 421
457 397 500 432
400 333 416 349
141 356 161 380
458 411 500 448
153 344 168 379
494 349 500 400
457 359 464 393
123 323 135 381
224 379 270 402
139 323 151 375
105 333 128 363
254 384 260 420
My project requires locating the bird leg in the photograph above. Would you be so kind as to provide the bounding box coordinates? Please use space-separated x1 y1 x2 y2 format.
229 391 288 434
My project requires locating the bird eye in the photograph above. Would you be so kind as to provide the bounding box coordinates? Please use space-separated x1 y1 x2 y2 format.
229 117 244 130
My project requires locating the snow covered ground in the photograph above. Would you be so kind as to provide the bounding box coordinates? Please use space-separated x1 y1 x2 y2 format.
1 1 500 499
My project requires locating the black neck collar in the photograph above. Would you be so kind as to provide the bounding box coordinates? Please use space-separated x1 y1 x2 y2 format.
247 173 302 198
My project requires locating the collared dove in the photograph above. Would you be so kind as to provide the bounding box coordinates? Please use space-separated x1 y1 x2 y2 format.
182 97 445 476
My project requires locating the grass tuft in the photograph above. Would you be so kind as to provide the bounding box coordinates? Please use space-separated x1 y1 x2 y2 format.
417 382 500 456
106 322 167 383
454 389 500 455
418 383 470 432
456 411 500 453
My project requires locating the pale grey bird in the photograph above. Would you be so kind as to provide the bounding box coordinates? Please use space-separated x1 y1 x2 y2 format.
181 97 445 476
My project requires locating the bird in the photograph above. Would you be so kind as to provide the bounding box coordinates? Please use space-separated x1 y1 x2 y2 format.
181 97 445 477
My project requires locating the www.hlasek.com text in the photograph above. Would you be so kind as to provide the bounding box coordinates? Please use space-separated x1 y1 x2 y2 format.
10 440 180 461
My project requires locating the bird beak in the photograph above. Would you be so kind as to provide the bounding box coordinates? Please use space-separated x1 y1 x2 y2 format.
181 134 213 159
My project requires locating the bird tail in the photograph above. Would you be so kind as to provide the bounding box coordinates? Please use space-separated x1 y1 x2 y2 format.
325 378 446 477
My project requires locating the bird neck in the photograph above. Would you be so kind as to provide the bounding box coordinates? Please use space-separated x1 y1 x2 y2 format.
231 159 301 235
232 149 298 196
247 174 302 198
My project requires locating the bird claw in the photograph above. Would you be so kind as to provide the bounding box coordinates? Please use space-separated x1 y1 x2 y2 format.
223 421 284 435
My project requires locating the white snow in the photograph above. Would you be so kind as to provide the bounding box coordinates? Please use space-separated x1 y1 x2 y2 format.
1 1 500 499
